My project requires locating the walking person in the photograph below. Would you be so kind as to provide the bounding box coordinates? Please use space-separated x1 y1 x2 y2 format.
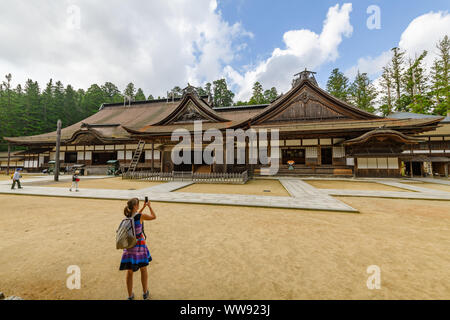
120 197 156 300
69 170 80 192
11 168 23 190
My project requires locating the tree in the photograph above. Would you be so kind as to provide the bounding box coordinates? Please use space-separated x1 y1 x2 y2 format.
147 94 155 100
264 87 278 103
378 65 394 116
82 84 105 116
124 82 136 100
168 86 183 99
326 68 350 102
249 81 264 104
390 47 406 109
402 51 429 113
212 79 234 107
349 71 377 113
135 88 146 101
101 82 122 103
430 35 450 115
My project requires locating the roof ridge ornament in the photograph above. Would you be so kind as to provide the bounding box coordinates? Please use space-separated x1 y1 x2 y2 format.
292 68 318 87
182 83 200 99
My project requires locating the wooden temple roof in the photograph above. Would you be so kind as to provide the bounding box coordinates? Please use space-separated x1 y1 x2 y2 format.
3 74 443 145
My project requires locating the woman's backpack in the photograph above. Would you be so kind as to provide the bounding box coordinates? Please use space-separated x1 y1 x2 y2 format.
116 214 137 249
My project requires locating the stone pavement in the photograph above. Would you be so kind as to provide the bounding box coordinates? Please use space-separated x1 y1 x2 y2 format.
1 175 449 213
411 177 450 186
0 176 358 212
321 189 450 200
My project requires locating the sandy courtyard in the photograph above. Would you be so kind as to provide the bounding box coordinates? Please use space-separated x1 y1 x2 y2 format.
176 179 290 197
305 180 410 192
36 177 163 190
0 194 449 300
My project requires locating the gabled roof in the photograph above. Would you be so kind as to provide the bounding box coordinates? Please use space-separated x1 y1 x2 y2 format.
236 78 380 128
343 128 425 145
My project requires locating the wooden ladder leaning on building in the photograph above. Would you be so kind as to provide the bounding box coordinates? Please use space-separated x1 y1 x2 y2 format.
127 140 146 174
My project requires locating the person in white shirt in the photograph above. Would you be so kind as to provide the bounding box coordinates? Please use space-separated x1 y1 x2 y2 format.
70 170 80 192
11 168 23 190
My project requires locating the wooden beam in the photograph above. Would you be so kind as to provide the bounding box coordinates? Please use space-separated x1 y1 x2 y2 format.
151 141 154 172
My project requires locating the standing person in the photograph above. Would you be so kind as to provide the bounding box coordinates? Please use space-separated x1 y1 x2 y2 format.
120 197 156 300
69 170 80 192
11 168 23 190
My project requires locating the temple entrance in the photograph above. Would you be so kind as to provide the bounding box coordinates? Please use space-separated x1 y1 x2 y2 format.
92 151 117 165
321 147 333 165
282 148 305 165
173 150 207 172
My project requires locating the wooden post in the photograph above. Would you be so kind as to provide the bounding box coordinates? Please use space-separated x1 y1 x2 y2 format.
151 141 154 172
54 119 62 181
410 160 413 178
6 143 11 175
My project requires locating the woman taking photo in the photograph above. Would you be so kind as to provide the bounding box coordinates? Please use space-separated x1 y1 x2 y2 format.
119 197 156 300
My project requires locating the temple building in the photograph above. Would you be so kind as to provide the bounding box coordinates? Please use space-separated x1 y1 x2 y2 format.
3 70 448 178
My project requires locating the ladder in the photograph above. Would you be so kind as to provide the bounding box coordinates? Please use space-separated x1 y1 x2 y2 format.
127 140 146 174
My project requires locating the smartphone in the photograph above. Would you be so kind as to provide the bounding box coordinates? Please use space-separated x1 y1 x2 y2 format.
145 196 148 203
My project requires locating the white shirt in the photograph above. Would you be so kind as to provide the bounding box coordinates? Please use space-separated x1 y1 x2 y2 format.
13 172 21 180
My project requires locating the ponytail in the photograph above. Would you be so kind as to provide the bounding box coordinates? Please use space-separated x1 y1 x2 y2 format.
124 198 139 217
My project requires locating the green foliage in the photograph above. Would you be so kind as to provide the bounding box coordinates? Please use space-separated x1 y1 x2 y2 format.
326 68 350 102
430 35 450 115
212 79 234 108
349 71 377 113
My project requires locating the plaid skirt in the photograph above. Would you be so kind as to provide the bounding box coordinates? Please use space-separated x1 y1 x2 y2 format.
119 234 152 272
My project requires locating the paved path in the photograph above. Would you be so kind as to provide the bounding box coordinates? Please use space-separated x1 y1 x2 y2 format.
322 189 450 200
372 180 442 193
411 178 450 186
2 176 449 213
139 181 194 193
279 179 357 212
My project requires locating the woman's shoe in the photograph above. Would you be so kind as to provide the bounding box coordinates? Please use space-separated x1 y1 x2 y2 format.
143 290 149 300
127 293 135 300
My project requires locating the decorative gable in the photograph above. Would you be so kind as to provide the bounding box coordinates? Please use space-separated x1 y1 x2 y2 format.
171 100 214 123
154 94 229 126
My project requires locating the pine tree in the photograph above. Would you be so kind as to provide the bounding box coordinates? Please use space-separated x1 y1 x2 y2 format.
378 65 394 116
264 87 278 103
212 79 234 107
135 88 146 101
430 35 450 115
124 83 136 100
402 51 430 114
390 47 406 109
101 82 122 103
326 68 350 102
349 71 377 113
249 82 264 104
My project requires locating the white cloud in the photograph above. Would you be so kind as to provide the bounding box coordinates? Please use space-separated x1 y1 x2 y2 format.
0 0 251 97
225 3 353 101
345 11 450 80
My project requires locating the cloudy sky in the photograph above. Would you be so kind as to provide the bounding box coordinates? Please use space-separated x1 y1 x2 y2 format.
0 0 449 101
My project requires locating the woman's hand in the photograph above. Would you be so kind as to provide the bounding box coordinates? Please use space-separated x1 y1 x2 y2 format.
146 200 151 208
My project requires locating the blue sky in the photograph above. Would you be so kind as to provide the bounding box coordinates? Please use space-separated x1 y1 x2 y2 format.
0 1 448 100
218 0 450 88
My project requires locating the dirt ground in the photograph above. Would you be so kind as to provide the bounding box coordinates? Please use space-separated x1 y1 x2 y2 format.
41 177 162 190
176 179 290 197
0 194 449 300
305 180 410 192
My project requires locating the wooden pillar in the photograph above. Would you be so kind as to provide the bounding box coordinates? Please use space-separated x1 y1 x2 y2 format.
160 149 164 173
151 141 154 172
6 143 11 175
410 160 413 178
54 119 62 181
